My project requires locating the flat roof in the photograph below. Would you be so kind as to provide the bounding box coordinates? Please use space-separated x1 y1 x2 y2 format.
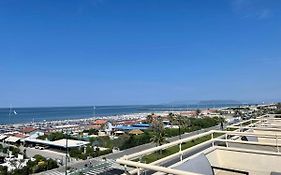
0 135 7 140
114 125 148 130
5 136 21 143
53 124 78 129
24 138 89 148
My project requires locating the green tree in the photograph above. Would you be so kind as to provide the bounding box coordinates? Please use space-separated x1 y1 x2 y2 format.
86 145 94 157
150 117 167 154
195 109 201 116
46 159 59 170
33 154 46 162
168 113 175 127
47 132 65 141
146 113 154 124
9 146 20 157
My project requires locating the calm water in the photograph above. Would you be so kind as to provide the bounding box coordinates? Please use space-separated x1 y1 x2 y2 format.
0 104 240 124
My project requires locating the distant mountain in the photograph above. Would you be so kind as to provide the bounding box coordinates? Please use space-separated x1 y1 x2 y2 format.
164 99 243 105
198 100 242 105
164 100 199 105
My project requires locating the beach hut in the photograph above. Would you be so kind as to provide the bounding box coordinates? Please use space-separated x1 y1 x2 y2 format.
128 129 144 135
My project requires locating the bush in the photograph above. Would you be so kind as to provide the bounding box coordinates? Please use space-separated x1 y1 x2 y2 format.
28 155 58 173
0 165 8 175
47 132 65 141
9 146 20 157
46 159 59 170
119 132 153 150
83 128 98 135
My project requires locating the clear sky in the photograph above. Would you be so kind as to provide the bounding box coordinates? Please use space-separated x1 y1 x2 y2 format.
0 0 281 107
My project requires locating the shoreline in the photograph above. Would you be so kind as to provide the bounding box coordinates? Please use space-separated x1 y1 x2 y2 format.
0 104 246 127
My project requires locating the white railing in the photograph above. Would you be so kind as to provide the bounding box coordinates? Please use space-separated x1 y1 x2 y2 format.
117 129 281 175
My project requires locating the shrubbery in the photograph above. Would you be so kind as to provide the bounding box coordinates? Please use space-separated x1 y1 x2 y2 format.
38 132 65 141
118 117 220 150
27 154 58 173
69 146 112 160
83 128 99 135
0 154 58 175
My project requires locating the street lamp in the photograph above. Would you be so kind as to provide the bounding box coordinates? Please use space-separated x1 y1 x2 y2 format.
65 130 69 175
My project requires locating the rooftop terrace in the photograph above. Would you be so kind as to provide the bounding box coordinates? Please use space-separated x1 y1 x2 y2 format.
117 114 281 175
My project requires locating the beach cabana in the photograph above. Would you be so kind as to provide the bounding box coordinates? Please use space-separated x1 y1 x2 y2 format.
128 129 144 135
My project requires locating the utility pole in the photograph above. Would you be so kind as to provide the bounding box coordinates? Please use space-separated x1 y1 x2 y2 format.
178 116 181 140
65 130 68 175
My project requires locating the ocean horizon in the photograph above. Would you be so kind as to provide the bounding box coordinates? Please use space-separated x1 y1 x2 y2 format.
0 104 242 125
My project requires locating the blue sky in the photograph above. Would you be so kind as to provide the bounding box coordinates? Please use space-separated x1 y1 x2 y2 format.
0 0 281 107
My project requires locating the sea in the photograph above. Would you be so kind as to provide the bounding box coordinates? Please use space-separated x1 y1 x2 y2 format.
0 104 241 125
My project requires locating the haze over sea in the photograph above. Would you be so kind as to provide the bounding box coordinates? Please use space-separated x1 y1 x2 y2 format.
0 104 241 125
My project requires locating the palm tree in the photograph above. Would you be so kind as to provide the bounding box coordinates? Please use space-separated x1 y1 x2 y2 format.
150 131 166 147
233 110 242 118
169 114 189 139
195 109 201 116
168 113 175 127
218 117 225 130
150 117 167 154
146 113 154 124
175 115 186 139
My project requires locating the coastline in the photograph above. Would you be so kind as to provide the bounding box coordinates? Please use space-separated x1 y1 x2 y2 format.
0 104 243 126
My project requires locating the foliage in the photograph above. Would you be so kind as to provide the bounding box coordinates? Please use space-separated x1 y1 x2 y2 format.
146 113 154 124
142 134 221 163
1 154 58 175
69 146 112 160
195 109 201 116
2 147 8 154
83 128 99 135
69 147 86 160
150 117 167 148
38 132 65 141
47 132 65 141
112 134 130 149
30 155 58 173
118 132 153 150
68 115 221 159
8 146 20 157
0 165 8 175
115 115 220 151
96 136 113 148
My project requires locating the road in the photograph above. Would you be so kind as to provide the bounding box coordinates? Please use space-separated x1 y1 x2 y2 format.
41 124 221 174
105 125 220 160
26 148 66 163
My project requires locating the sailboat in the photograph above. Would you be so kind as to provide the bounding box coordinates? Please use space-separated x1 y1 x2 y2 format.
93 106 96 117
9 105 17 116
